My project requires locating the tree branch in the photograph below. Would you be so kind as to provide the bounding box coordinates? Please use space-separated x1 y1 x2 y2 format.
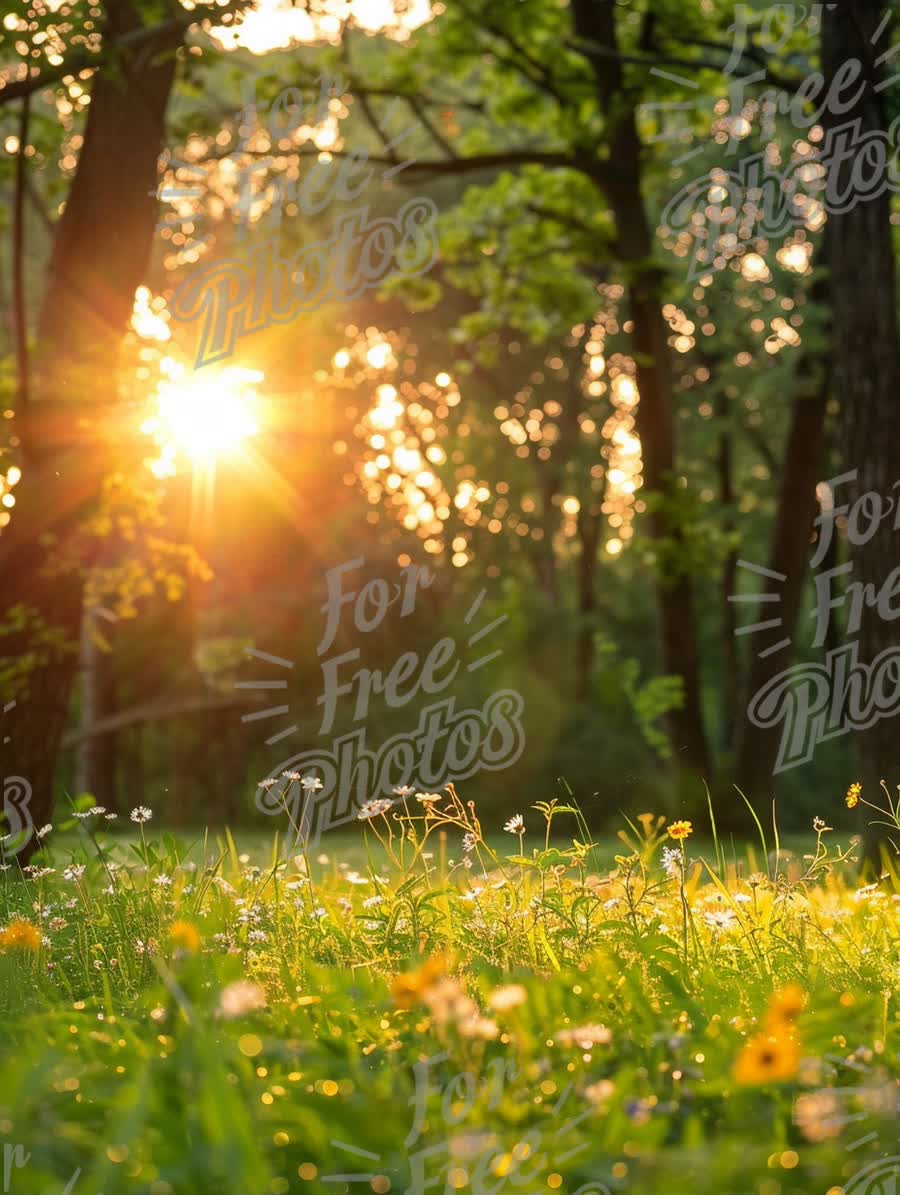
0 0 255 107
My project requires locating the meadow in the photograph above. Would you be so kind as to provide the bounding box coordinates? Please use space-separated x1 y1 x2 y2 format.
0 784 897 1195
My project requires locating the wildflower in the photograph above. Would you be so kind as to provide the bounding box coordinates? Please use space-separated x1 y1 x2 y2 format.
793 1091 843 1142
357 798 393 820
104 813 117 821
362 895 383 909
218 980 267 1019
585 1080 615 1105
391 954 446 1010
667 820 692 841
458 1013 499 1040
62 865 85 882
36 824 52 839
766 984 806 1031
168 920 200 953
74 807 105 819
0 920 42 951
487 984 527 1013
415 792 442 804
302 775 323 793
462 832 477 854
504 814 524 834
748 872 766 889
153 874 172 887
258 778 276 790
130 806 153 824
704 909 738 932
661 846 682 877
846 782 862 809
813 816 831 832
282 771 301 781
393 785 415 797
556 1023 613 1049
733 1032 800 1085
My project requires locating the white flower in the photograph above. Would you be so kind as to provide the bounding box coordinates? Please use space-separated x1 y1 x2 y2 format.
556 1023 612 1048
153 874 172 887
462 832 477 854
661 847 682 877
357 798 393 821
105 813 117 821
282 771 301 781
704 909 737 932
311 907 327 919
130 806 153 824
503 814 524 834
362 895 383 908
36 824 52 839
258 778 277 790
393 785 415 797
302 775 323 793
62 865 85 882
345 871 368 885
487 984 527 1012
218 980 267 1019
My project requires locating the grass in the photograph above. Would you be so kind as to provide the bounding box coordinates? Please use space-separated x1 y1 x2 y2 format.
0 786 896 1195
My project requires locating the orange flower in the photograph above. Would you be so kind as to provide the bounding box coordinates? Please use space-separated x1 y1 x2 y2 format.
667 820 693 841
845 782 861 809
168 920 201 953
766 984 806 1032
390 954 446 1010
0 920 42 952
734 1032 800 1085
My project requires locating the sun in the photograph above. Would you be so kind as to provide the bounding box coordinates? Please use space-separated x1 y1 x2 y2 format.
142 357 261 475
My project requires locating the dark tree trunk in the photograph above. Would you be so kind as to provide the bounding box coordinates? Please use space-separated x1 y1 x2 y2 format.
732 384 828 804
75 612 117 806
575 507 601 704
572 0 711 782
822 1 900 867
716 391 740 754
1 1 182 860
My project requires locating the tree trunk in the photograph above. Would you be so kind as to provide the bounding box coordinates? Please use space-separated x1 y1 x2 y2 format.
733 384 828 802
716 391 740 754
575 507 601 703
572 0 711 781
822 1 900 868
75 611 117 805
1 1 183 859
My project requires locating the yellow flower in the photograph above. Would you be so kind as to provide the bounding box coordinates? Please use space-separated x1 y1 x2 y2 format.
733 1032 800 1085
845 782 861 809
766 984 806 1031
168 920 200 953
390 954 446 1010
668 820 693 841
0 919 42 952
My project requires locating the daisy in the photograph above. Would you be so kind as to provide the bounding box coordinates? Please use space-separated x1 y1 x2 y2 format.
130 806 153 824
667 820 692 841
503 814 524 834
